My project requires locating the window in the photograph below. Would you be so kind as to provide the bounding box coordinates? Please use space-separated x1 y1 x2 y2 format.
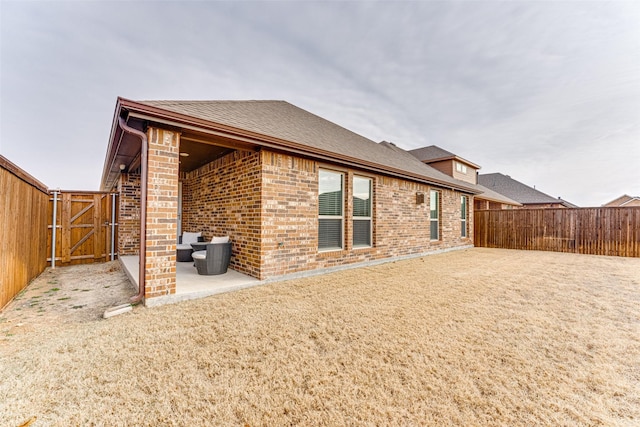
318 170 343 250
353 176 372 247
456 162 467 174
430 190 440 240
461 195 468 237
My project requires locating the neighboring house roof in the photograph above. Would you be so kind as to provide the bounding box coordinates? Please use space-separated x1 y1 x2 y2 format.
558 198 579 208
475 184 522 206
408 145 480 169
406 145 519 206
102 98 480 194
603 194 640 207
478 173 565 205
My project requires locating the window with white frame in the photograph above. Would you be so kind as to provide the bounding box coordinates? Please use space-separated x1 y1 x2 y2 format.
353 176 372 247
461 195 468 237
430 190 440 240
318 169 344 250
456 162 467 174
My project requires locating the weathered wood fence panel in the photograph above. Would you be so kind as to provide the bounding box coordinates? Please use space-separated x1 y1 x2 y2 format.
47 192 118 267
1 156 49 310
474 207 640 257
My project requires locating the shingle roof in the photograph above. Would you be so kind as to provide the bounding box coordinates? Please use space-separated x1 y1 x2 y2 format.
478 173 561 205
408 145 480 169
409 145 456 161
134 100 478 192
475 184 521 206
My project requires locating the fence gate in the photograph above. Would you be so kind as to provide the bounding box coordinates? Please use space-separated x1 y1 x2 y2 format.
48 191 119 267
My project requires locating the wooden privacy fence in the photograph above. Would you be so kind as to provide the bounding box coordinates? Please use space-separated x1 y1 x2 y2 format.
48 191 119 267
1 156 50 309
474 207 640 257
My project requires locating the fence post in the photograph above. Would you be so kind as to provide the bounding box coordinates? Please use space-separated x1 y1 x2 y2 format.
51 189 59 269
110 193 116 261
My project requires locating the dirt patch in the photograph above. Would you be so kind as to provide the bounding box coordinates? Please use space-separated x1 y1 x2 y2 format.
0 261 135 347
1 248 639 426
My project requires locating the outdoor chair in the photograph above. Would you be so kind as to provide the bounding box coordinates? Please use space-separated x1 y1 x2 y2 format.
176 231 204 262
191 240 232 275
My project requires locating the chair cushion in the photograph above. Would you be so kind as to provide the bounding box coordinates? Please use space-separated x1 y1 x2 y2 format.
176 243 193 250
182 231 201 245
192 250 207 260
211 235 230 243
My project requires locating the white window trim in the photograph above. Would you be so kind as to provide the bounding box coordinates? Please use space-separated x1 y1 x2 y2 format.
318 169 344 252
461 195 468 238
430 190 440 241
353 176 372 249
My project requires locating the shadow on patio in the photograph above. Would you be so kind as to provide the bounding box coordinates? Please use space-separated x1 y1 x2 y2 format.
119 256 261 306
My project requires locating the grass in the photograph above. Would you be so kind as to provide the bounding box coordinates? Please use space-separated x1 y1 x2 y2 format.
0 248 638 425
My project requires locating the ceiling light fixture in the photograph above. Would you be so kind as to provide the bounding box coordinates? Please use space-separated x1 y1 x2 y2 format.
179 152 189 157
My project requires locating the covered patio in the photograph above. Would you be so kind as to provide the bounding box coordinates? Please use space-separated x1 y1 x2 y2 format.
120 256 260 307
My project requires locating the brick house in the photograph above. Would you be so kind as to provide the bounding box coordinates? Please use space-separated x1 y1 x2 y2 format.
101 98 479 305
408 145 521 210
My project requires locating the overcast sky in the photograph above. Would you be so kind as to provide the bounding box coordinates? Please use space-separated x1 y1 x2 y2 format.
1 1 639 207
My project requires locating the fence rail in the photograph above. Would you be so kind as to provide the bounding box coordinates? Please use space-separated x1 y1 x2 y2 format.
474 207 640 257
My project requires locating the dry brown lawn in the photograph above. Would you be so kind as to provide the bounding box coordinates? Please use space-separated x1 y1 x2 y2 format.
1 248 639 426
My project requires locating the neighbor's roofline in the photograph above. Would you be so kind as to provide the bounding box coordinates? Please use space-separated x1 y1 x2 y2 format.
102 97 480 194
421 154 481 170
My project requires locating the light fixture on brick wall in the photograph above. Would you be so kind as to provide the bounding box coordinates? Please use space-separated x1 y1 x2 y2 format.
416 192 425 205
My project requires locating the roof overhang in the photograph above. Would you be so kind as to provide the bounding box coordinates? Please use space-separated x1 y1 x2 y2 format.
101 97 480 194
423 155 481 170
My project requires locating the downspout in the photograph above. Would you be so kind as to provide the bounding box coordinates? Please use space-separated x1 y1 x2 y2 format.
118 116 147 304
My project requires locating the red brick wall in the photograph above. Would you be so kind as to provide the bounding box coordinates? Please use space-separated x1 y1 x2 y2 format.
117 172 140 256
157 147 474 282
259 152 318 278
181 150 262 278
144 127 179 298
257 152 474 279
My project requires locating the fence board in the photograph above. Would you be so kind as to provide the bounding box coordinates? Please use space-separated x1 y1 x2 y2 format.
0 157 49 310
474 207 640 257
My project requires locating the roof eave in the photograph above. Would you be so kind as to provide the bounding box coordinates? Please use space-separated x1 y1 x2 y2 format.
100 98 125 191
115 98 480 194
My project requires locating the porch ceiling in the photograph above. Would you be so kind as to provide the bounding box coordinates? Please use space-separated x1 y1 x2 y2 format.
178 131 258 173
178 138 233 173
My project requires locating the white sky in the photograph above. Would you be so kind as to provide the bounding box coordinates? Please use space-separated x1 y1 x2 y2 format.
1 1 639 207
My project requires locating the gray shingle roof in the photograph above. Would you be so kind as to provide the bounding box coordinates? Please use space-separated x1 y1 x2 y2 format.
475 184 521 206
409 145 456 162
408 145 480 168
135 100 478 192
478 173 561 205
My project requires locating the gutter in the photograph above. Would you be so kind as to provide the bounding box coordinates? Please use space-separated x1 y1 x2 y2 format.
117 116 147 304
